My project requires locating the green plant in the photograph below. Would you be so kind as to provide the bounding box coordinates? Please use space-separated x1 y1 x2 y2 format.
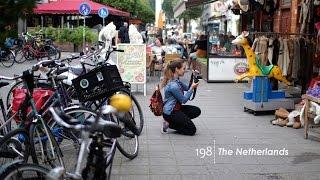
44 26 56 39
69 26 98 46
57 28 72 43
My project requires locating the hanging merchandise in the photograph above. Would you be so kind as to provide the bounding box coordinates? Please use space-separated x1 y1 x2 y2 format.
252 32 316 94
299 0 312 34
314 22 320 67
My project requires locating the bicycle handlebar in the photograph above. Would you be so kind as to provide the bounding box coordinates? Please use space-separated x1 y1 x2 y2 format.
49 106 121 138
0 75 22 80
0 55 80 81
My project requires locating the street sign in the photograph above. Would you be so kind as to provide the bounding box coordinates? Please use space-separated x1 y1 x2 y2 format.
79 2 91 16
98 7 109 18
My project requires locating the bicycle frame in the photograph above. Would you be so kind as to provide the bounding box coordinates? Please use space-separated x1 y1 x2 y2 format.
23 43 49 59
9 70 64 166
0 93 10 134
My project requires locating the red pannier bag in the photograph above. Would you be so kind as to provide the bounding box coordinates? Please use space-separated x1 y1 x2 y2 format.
11 88 54 123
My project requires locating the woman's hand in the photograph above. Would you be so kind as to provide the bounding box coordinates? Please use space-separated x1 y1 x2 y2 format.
191 82 199 89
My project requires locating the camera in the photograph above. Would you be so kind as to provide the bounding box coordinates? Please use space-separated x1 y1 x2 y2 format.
193 70 202 83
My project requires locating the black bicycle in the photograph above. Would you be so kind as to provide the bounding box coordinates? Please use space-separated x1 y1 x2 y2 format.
47 105 123 180
0 47 15 68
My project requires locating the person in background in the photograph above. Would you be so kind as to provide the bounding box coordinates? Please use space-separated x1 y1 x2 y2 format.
119 22 129 43
149 37 166 74
164 38 178 54
188 35 207 70
176 35 189 60
161 60 201 135
223 35 232 52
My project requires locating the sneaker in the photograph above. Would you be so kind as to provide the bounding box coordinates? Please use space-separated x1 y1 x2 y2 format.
161 120 169 134
293 121 301 129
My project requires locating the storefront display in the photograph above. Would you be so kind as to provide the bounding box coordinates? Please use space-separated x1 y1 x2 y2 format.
207 56 247 82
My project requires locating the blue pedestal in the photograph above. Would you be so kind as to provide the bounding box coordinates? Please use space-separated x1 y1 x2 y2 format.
243 76 285 101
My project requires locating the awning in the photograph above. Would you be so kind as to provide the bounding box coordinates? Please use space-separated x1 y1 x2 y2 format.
34 0 130 17
173 0 216 18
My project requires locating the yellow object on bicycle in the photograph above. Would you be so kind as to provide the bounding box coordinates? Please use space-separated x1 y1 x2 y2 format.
109 94 132 112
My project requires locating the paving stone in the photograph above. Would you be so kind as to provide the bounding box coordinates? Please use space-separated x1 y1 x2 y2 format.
149 157 177 166
178 165 210 175
149 165 180 175
119 165 149 175
150 175 181 180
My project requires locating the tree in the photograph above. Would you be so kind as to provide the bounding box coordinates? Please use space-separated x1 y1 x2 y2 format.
0 0 39 27
162 0 174 18
99 0 155 23
148 0 155 12
178 6 203 32
0 0 39 44
162 0 203 32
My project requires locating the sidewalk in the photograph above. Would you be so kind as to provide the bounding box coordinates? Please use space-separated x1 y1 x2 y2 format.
1 53 320 179
112 76 320 180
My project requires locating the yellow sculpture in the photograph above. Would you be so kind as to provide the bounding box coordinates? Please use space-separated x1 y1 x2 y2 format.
232 31 291 86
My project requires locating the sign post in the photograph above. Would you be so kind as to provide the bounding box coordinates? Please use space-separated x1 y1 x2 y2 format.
79 2 91 52
98 7 109 27
117 44 147 96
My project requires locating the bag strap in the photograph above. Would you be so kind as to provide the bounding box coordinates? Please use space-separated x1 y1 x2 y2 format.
188 73 197 101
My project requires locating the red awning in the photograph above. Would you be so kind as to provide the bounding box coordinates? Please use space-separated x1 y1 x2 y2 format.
34 0 130 17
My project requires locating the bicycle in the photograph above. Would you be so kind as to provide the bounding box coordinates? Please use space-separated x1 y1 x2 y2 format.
0 47 15 68
47 104 123 180
0 66 65 168
16 32 60 61
72 42 144 136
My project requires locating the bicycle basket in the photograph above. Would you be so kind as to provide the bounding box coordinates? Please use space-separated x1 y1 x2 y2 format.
72 64 124 102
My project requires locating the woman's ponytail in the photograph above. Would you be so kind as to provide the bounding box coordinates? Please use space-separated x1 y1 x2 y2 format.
161 59 183 88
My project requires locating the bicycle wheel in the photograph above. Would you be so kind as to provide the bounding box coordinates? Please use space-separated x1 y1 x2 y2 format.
114 112 139 160
14 48 27 63
0 163 49 180
117 89 144 135
45 45 59 60
1 50 15 68
0 128 37 166
23 49 34 61
116 132 139 159
29 122 64 168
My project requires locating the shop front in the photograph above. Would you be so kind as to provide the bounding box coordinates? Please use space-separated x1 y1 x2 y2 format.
206 40 246 82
